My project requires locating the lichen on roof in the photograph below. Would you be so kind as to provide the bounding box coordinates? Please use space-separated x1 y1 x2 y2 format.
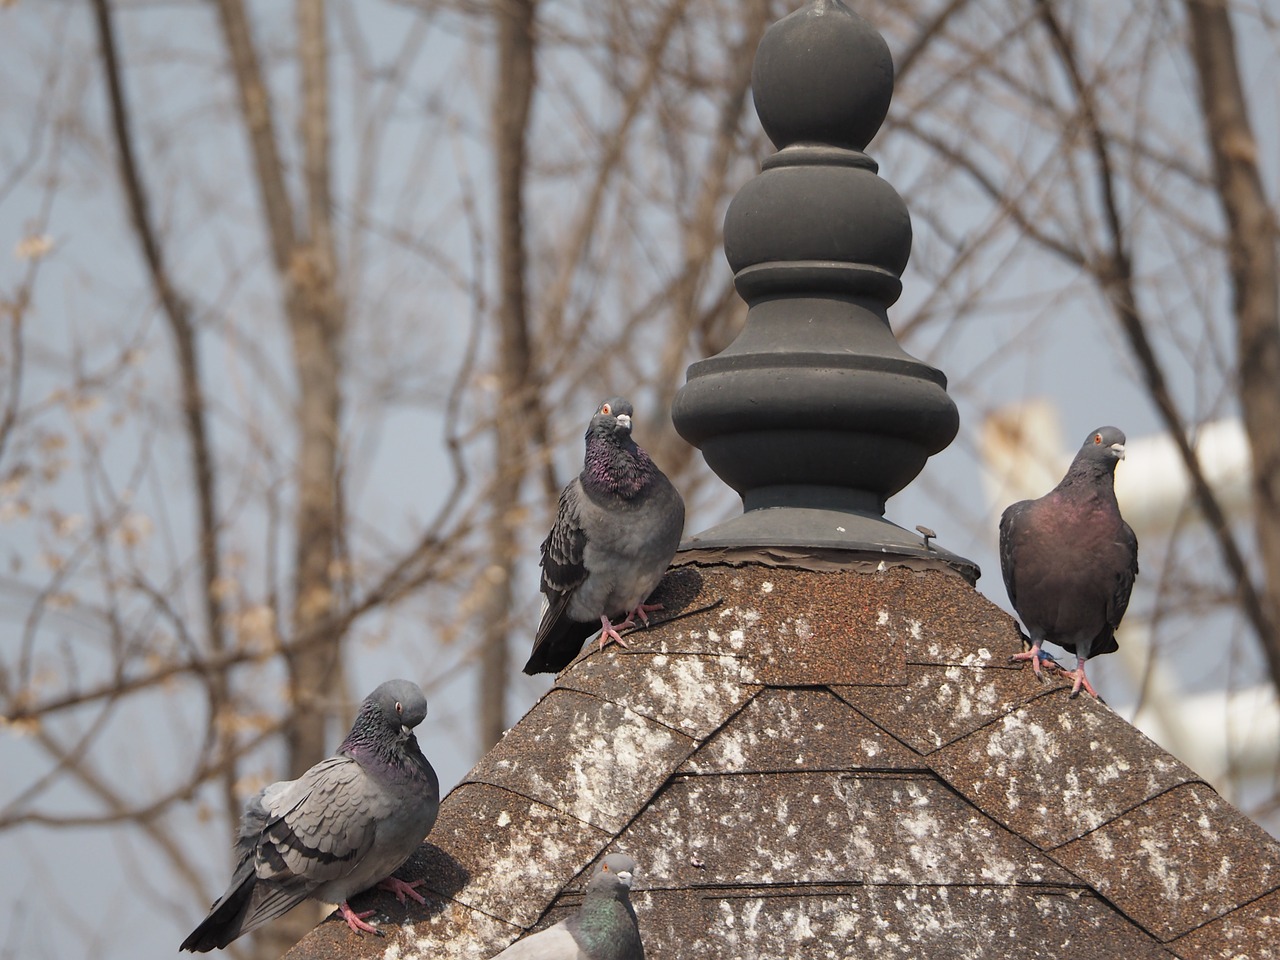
282 555 1280 960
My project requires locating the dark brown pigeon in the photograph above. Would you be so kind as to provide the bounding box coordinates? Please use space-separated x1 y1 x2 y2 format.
524 398 685 675
999 426 1138 699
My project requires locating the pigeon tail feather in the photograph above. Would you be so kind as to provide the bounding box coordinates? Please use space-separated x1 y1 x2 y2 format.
179 864 257 953
523 600 599 674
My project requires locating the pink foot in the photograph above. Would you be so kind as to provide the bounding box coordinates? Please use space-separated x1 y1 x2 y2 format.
597 614 634 651
377 876 427 905
1059 662 1099 699
339 900 381 936
1009 642 1047 680
629 601 665 626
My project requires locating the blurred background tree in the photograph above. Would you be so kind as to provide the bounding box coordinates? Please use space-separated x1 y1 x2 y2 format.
0 1 1275 958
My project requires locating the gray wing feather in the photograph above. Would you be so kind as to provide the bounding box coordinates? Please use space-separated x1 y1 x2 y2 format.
541 481 590 600
255 756 381 887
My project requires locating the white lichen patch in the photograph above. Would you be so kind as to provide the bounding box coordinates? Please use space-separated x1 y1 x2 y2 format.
986 712 1063 767
827 775 1054 887
699 887 1045 960
559 708 677 827
381 900 519 960
1137 834 1182 900
640 655 753 735
761 581 774 593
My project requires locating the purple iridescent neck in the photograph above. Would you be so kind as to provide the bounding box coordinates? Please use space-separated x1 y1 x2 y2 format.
583 431 655 500
339 706 428 777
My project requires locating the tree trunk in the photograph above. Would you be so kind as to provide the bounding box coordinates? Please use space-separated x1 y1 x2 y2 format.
215 0 347 953
1185 0 1280 692
480 0 540 749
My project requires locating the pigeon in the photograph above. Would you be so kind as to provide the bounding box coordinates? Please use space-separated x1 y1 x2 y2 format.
180 679 441 951
524 398 685 675
1000 426 1139 699
487 854 644 960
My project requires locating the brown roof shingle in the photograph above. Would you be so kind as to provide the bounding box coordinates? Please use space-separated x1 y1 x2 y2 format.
284 554 1280 959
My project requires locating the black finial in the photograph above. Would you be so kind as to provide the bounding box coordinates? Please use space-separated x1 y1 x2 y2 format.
671 0 975 578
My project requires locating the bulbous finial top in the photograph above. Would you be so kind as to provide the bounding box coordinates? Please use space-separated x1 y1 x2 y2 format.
751 0 894 151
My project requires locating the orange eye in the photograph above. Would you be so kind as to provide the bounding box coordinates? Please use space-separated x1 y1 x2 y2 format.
1094 434 1102 444
601 403 612 416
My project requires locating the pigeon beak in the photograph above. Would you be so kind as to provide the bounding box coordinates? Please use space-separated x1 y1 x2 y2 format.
1111 442 1126 460
400 724 412 737
615 414 632 431
616 870 633 888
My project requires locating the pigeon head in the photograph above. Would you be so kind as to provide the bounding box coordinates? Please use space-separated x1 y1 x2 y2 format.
351 679 429 745
1076 426 1126 466
1058 425 1127 490
587 398 635 443
590 854 638 893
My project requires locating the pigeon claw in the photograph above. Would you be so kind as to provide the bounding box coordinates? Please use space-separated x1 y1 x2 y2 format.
1009 646 1046 680
339 901 382 936
1060 666 1100 700
377 876 428 905
631 601 665 627
597 615 634 652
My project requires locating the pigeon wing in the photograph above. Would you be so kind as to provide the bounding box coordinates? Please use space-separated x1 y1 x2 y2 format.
525 481 595 674
1091 519 1139 657
540 480 590 601
998 501 1026 612
238 756 382 935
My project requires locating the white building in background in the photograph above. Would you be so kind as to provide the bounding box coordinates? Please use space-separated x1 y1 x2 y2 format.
981 401 1279 795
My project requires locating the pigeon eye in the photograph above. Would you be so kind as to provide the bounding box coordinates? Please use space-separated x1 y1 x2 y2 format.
395 701 403 715
601 403 611 416
1093 434 1102 444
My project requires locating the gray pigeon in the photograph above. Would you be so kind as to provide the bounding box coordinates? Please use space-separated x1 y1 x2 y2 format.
524 398 685 675
1000 426 1139 699
488 854 644 960
180 679 440 951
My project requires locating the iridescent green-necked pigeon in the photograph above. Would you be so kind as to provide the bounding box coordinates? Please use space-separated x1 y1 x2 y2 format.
488 854 645 960
524 398 685 675
180 680 440 951
1000 426 1139 699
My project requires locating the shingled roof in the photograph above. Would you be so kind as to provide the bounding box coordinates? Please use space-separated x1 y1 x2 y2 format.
284 555 1280 960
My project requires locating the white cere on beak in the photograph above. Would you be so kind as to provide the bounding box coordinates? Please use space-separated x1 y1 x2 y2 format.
616 870 633 887
1111 442 1126 460
616 414 632 430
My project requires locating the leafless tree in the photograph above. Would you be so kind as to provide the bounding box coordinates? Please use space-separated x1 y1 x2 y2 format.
1 0 1278 957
